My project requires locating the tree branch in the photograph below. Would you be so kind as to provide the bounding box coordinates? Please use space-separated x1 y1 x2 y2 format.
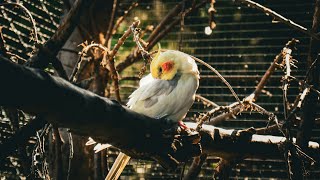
0 116 47 163
27 0 90 69
298 0 320 150
115 0 206 72
0 56 319 171
0 2 39 44
183 153 207 180
235 0 320 40
103 0 118 48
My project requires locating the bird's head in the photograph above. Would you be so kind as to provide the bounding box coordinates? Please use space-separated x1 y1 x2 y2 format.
150 50 199 80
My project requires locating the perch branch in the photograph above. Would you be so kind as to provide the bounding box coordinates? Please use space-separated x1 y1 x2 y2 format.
235 0 320 40
0 57 320 170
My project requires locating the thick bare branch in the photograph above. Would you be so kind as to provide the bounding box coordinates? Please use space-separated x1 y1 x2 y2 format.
27 0 90 69
0 56 319 171
298 0 320 151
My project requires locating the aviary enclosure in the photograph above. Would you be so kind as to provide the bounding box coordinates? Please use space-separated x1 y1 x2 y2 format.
0 0 319 179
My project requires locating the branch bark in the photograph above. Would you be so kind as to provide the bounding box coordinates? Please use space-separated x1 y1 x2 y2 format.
183 154 207 180
0 116 47 163
27 0 90 69
115 0 206 72
1 56 320 171
235 0 320 40
297 0 320 151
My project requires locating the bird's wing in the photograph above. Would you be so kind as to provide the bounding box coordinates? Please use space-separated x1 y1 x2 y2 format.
127 73 179 116
127 73 197 121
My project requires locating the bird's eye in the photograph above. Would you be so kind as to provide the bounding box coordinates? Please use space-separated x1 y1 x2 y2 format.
159 67 162 73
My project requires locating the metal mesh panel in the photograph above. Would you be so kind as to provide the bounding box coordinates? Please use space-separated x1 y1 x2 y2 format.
115 0 320 179
0 0 319 179
0 0 63 178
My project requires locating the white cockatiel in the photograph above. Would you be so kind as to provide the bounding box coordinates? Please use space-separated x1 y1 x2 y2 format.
105 50 200 180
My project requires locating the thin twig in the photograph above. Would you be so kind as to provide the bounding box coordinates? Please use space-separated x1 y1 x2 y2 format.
27 0 90 69
116 0 207 72
52 127 63 180
235 0 320 40
0 25 30 63
0 117 47 162
281 42 296 141
147 1 207 50
304 54 320 82
102 21 140 102
195 94 219 108
178 1 186 51
103 52 121 102
0 8 32 49
110 1 139 38
131 25 152 77
66 130 73 180
146 0 187 44
246 39 299 102
191 55 242 104
184 154 207 180
108 20 140 60
248 52 282 101
208 0 217 30
0 2 39 44
104 0 118 48
70 43 108 82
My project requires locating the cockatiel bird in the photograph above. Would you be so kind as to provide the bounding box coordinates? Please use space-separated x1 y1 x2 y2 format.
105 50 199 180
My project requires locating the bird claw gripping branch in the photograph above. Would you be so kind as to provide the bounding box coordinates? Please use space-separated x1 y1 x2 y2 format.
168 126 202 167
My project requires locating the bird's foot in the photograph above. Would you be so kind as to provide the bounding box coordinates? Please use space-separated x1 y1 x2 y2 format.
177 121 200 144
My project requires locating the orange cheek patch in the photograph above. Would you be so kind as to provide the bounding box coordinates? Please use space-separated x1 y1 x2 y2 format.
162 61 174 72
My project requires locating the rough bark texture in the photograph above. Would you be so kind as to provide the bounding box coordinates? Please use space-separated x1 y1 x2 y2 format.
1 56 320 170
27 0 90 69
297 0 320 150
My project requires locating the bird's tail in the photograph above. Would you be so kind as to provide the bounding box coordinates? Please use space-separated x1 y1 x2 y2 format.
105 152 131 180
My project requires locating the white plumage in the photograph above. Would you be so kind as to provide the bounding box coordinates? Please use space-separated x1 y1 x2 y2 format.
105 50 199 180
127 50 199 121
